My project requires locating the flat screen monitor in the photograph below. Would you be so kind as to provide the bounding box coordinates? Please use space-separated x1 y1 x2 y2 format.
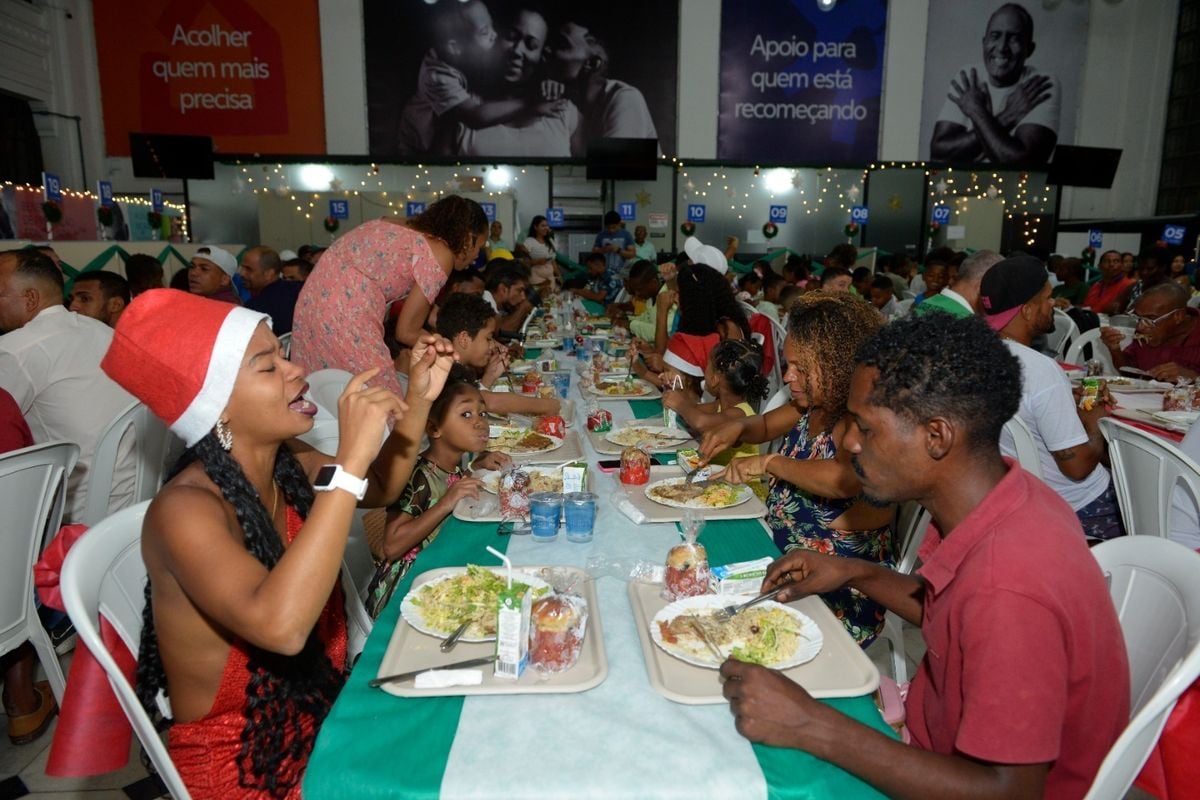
586 138 658 181
1046 146 1122 189
129 133 214 180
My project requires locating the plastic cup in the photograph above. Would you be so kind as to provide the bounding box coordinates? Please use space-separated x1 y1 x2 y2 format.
529 492 563 542
563 492 598 543
551 371 572 399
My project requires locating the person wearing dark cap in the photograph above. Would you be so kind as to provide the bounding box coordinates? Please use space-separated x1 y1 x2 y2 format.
979 255 1123 539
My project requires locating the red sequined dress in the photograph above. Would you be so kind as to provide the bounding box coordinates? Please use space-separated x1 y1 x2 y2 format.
167 507 348 799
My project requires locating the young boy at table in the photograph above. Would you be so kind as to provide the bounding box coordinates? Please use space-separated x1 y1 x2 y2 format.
434 292 562 418
721 314 1128 799
571 253 623 306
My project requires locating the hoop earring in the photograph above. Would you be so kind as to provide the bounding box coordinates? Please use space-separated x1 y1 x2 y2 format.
215 419 233 451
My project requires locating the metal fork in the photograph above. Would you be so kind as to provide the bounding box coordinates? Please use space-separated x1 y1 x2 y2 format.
713 584 790 623
686 617 725 661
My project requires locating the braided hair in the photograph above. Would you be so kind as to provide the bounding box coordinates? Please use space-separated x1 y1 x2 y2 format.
710 339 769 409
136 434 345 798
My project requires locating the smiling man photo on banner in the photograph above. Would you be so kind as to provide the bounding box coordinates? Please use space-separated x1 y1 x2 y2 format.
930 2 1059 165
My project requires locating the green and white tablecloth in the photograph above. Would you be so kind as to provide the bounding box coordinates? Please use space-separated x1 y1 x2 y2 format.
305 372 894 799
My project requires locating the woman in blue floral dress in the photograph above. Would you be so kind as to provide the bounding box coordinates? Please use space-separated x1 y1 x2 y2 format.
702 292 895 646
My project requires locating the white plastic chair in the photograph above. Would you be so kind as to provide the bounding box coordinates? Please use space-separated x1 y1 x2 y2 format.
1066 328 1117 374
1084 536 1200 799
1188 294 1200 310
876 501 933 683
306 368 354 421
0 441 79 705
60 501 373 800
278 331 293 359
739 300 758 320
895 298 915 317
1099 418 1200 538
1046 308 1080 359
1002 415 1045 480
760 386 794 455
81 402 178 526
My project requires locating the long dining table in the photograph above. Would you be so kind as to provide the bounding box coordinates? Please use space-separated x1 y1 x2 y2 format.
304 349 896 799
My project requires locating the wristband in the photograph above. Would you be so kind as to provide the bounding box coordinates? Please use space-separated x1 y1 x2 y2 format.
313 464 368 500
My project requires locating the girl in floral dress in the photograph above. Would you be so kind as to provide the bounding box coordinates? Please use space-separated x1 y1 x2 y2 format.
703 292 895 646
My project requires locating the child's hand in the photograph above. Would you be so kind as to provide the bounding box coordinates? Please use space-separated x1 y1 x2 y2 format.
409 334 459 403
662 390 686 411
441 477 483 507
540 79 566 101
472 451 512 471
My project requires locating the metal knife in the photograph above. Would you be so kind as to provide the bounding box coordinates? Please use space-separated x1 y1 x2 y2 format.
368 655 498 688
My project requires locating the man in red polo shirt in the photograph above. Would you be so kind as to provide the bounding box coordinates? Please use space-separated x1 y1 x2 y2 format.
1082 249 1135 315
721 313 1129 799
1101 282 1200 382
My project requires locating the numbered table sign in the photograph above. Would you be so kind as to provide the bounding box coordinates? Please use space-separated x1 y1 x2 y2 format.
1088 229 1104 248
851 206 869 225
42 172 62 203
769 205 788 224
686 204 706 224
931 205 951 224
406 201 426 217
1163 224 1186 246
617 202 637 221
150 189 164 213
97 180 113 208
546 207 565 228
480 202 496 221
329 199 350 220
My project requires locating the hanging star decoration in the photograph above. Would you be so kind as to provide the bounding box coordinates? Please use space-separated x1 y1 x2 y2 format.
846 185 861 203
791 173 804 190
888 194 903 211
329 178 344 192
446 177 462 191
274 186 290 197
986 185 1000 199
635 190 652 206
684 179 696 196
935 179 949 195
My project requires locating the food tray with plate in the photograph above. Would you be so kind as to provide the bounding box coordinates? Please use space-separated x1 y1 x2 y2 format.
508 430 584 465
650 595 822 670
451 494 505 523
475 466 568 494
378 566 607 697
585 426 697 456
487 429 564 456
1112 408 1192 434
644 477 755 510
523 338 562 349
400 566 551 642
586 378 661 401
627 581 878 704
1070 376 1171 394
613 466 767 523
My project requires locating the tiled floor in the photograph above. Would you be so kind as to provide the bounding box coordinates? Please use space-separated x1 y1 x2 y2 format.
0 650 165 800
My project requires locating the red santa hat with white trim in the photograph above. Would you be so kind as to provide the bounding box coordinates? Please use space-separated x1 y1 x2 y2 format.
101 289 270 447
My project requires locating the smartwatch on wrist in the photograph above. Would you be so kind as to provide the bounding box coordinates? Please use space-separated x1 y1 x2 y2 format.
313 464 368 500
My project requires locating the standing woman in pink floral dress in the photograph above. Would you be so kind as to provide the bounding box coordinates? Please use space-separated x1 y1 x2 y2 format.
291 196 488 395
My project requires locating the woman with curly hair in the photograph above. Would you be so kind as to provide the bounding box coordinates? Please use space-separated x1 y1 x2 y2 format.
698 292 894 646
101 289 457 798
290 195 488 396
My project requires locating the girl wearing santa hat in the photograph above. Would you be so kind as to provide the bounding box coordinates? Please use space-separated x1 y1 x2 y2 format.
101 289 457 798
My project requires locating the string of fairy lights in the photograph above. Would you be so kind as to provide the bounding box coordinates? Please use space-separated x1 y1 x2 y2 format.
2 180 190 239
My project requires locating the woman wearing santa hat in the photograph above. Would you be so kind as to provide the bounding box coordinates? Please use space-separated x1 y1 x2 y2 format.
289 195 489 397
101 289 457 798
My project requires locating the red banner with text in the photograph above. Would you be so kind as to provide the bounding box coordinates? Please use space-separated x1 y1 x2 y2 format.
93 0 325 156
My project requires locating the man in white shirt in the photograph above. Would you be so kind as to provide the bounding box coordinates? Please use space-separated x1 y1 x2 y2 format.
0 249 136 522
930 3 1059 165
980 255 1123 539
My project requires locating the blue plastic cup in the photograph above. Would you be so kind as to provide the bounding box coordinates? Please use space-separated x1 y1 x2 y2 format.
551 371 572 399
529 492 563 542
563 492 598 543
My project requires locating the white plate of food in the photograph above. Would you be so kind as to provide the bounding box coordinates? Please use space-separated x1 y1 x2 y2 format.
524 338 562 349
587 378 656 398
644 477 753 509
1151 410 1200 428
650 595 822 669
605 425 692 450
487 429 564 455
400 565 551 642
476 467 565 494
509 361 536 374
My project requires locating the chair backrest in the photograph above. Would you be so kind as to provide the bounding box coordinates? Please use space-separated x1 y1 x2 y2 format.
1188 294 1200 309
893 500 933 575
278 331 293 359
58 501 191 800
0 441 79 653
306 369 354 421
761 386 793 454
1065 328 1116 374
739 300 758 320
81 402 178 526
1099 418 1200 538
1085 537 1200 799
1046 308 1080 359
1002 415 1044 480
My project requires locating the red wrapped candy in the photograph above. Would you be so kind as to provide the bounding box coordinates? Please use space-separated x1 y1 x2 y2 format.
620 445 651 485
534 415 566 438
522 370 543 395
586 408 612 432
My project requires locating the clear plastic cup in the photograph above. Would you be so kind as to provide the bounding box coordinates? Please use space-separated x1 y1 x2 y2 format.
529 492 563 542
563 492 598 543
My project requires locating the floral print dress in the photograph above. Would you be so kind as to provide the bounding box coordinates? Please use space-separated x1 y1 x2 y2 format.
766 413 893 646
